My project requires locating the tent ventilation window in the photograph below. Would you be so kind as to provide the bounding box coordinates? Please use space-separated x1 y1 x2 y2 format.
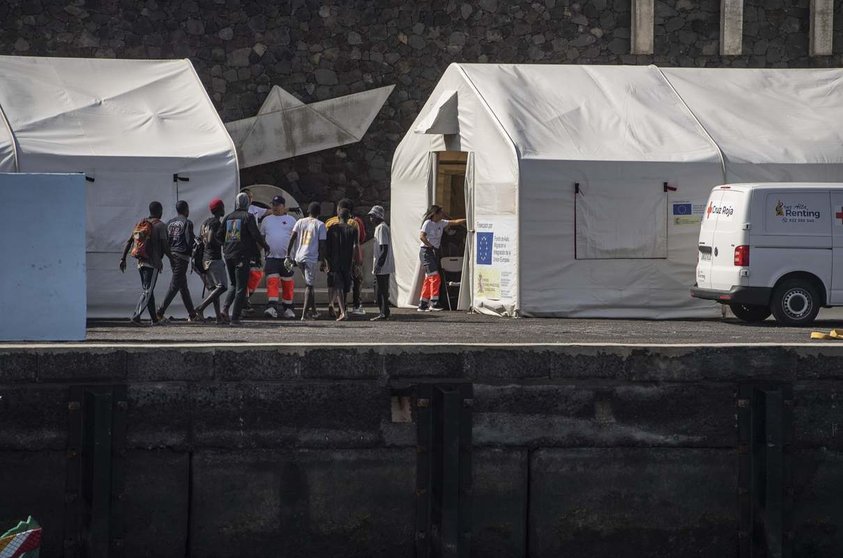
575 182 668 260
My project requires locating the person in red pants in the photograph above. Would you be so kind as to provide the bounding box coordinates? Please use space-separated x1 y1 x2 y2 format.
418 205 465 311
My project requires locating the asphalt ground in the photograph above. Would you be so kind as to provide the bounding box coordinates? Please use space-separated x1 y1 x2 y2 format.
10 307 843 346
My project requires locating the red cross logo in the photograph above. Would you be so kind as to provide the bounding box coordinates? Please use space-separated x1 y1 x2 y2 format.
837 207 843 224
706 202 713 219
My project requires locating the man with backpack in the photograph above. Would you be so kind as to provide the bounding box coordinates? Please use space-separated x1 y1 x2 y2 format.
216 192 269 325
119 201 171 325
156 200 198 321
193 198 228 323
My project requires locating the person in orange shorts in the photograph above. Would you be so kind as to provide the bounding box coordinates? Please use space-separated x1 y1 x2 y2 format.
259 195 298 319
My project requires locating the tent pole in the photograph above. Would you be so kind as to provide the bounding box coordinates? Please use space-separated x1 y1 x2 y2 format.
0 102 20 172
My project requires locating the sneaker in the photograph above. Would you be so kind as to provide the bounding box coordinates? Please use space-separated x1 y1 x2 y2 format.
351 306 366 316
428 305 444 312
283 308 296 319
311 311 320 320
264 306 278 318
187 313 203 323
150 319 167 326
370 314 387 321
417 302 429 312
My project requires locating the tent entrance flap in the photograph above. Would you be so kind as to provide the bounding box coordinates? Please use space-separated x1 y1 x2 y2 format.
575 181 668 260
434 151 468 309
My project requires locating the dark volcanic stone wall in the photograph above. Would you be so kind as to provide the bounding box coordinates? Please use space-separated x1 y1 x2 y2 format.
1 0 842 211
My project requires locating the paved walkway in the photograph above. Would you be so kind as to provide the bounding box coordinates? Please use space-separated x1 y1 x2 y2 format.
7 308 843 347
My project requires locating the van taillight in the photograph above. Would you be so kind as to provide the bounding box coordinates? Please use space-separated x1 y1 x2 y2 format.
734 245 749 266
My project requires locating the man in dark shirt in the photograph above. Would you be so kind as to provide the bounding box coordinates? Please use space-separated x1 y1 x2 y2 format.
156 200 198 321
119 200 172 325
194 198 228 323
325 208 359 321
216 192 269 325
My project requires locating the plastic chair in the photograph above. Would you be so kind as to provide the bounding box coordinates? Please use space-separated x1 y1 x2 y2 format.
440 257 463 310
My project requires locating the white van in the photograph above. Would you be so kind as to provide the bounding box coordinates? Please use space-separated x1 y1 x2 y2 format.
691 183 843 326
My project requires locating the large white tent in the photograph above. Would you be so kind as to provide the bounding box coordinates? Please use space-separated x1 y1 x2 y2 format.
391 64 843 318
0 56 239 316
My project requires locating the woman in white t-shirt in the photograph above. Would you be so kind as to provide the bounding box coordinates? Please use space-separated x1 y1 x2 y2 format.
418 205 466 311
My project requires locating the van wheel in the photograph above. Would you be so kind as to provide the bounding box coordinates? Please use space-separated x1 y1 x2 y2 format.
729 304 771 323
770 279 821 326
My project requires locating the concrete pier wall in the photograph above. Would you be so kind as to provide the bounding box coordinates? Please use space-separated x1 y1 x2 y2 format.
1 345 842 557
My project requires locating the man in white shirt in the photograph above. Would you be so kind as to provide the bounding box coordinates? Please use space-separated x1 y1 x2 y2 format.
418 205 466 311
368 205 394 321
260 195 297 319
286 202 327 320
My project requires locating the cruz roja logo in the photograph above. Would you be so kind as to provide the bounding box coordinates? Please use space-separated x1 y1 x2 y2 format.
776 200 820 223
706 202 733 219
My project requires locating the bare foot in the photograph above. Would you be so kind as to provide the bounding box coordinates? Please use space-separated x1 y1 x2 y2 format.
336 313 347 321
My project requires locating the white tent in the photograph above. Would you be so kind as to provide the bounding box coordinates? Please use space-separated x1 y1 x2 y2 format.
0 56 239 316
391 64 843 318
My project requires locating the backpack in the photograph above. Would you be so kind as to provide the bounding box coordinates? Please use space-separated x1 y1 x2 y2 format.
191 235 205 275
130 219 155 259
201 220 216 245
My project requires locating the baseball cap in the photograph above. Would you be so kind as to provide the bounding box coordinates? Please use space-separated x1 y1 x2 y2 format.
368 205 385 220
208 198 224 212
271 195 286 206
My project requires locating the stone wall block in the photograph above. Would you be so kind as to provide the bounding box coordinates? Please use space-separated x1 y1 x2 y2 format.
191 381 388 448
127 349 214 382
213 348 301 381
122 450 190 558
126 383 191 449
793 381 843 450
792 448 843 555
190 449 415 557
472 382 736 447
38 349 127 382
0 384 68 450
472 448 528 558
0 351 36 383
299 348 383 379
529 448 737 558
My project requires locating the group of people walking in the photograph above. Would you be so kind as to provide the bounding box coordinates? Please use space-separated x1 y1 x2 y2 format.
119 189 394 325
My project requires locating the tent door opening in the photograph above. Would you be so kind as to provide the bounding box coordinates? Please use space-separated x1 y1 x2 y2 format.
433 151 468 310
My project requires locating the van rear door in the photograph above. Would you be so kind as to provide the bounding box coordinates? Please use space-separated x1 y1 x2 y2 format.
695 189 722 288
697 187 749 291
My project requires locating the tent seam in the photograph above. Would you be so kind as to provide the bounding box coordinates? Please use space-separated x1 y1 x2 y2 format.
652 65 728 183
0 98 19 171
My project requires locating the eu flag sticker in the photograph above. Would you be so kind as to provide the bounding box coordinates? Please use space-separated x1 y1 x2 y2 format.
672 203 692 216
477 232 494 265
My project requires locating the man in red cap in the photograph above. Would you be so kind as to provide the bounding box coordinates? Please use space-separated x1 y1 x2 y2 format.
193 198 228 322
